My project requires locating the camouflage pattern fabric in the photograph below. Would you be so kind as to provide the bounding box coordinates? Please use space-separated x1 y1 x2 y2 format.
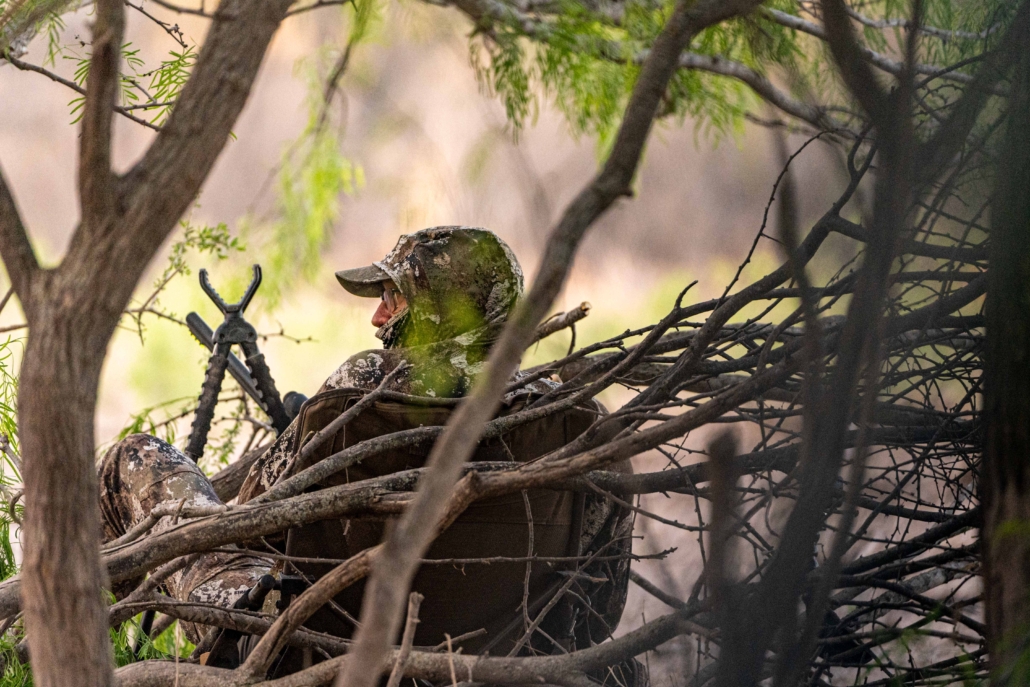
575 490 636 646
98 435 272 644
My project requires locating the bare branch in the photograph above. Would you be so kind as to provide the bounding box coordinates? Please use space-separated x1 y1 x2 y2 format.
240 549 376 676
760 8 989 90
114 608 700 687
820 0 891 126
677 53 839 133
845 5 1000 41
0 161 38 305
242 473 480 678
385 593 423 687
78 0 125 231
532 302 591 344
2 53 161 131
915 0 1030 178
145 0 213 16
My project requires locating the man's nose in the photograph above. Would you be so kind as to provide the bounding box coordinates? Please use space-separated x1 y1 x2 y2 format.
372 299 393 327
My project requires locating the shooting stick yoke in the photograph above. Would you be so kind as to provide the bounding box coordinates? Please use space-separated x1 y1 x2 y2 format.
185 265 291 462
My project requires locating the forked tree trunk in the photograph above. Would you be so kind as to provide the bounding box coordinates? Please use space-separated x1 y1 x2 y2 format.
0 0 293 680
983 42 1030 683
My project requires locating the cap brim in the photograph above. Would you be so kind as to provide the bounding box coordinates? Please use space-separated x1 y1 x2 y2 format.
335 264 391 297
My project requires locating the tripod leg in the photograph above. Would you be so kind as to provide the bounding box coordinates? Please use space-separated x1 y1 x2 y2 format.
186 343 231 462
131 609 156 659
240 340 291 434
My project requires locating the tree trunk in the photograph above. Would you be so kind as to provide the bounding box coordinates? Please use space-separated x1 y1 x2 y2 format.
983 41 1030 683
0 0 292 682
20 274 115 687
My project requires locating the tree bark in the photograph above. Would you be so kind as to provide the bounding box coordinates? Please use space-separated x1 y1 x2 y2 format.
983 34 1030 684
20 275 117 687
0 0 293 681
16 0 125 679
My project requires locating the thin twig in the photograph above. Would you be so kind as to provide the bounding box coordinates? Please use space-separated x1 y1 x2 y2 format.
3 53 161 131
386 593 422 687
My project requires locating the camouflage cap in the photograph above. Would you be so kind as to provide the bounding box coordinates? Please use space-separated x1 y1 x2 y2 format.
335 263 391 298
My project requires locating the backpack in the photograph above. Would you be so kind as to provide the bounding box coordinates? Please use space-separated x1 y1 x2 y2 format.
271 387 623 656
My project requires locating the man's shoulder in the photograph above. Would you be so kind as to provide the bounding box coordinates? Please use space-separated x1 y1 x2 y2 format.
320 348 407 393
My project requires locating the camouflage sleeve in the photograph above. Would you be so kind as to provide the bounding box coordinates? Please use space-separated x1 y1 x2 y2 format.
97 434 272 644
236 421 297 504
576 495 635 645
98 434 225 542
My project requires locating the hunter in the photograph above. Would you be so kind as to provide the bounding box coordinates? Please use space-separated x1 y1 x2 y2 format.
98 226 637 682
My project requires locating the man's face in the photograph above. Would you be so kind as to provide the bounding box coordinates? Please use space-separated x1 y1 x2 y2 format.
372 281 407 327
